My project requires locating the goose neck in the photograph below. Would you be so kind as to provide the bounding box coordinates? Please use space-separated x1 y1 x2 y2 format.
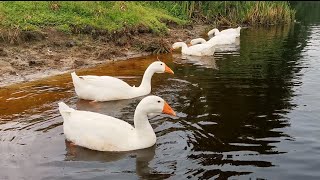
138 66 154 93
133 106 152 131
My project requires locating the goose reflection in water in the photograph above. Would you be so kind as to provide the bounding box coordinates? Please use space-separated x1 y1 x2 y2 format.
75 96 144 116
175 54 219 70
64 141 170 179
214 37 240 53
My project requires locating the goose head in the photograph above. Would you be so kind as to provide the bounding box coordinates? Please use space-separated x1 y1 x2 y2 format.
137 95 176 116
147 61 174 74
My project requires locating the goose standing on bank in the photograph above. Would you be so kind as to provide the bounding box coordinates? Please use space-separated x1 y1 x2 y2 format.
71 61 174 102
59 95 176 152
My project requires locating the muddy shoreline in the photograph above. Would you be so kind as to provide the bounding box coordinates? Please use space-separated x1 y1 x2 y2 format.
0 23 210 87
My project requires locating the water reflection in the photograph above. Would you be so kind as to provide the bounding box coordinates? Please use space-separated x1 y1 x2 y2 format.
165 22 309 179
64 138 172 179
175 55 219 70
215 36 241 53
65 140 155 163
291 2 320 25
76 97 143 117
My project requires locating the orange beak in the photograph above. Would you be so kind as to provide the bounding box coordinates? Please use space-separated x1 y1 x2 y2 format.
165 64 174 74
162 101 176 116
169 47 174 53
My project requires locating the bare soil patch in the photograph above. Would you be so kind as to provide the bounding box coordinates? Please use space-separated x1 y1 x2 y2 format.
0 23 210 87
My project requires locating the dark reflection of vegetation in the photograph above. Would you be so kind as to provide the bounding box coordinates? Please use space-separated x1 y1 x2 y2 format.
290 1 320 24
170 6 316 178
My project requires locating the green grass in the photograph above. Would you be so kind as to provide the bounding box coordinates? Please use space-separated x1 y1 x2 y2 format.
0 1 186 34
0 1 296 38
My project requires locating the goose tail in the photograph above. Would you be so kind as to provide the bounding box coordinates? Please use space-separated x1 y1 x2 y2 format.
71 72 81 85
71 72 84 95
237 26 242 34
58 102 75 120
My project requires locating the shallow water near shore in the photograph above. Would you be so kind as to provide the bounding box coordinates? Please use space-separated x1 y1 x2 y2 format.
2 4 320 179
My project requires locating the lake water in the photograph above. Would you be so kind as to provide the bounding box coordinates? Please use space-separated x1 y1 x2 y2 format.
1 3 320 180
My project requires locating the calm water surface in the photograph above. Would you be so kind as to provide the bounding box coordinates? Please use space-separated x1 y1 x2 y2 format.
1 4 320 180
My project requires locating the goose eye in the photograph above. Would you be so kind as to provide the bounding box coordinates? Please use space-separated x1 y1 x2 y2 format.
160 63 163 65
157 101 161 103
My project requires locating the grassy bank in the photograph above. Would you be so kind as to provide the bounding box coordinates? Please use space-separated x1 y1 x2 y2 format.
0 1 187 44
0 1 295 43
0 1 185 32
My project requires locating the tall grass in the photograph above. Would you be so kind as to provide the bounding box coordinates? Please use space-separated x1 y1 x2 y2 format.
147 1 296 26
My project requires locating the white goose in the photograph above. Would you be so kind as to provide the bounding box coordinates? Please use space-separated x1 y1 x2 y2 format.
171 42 215 56
190 33 238 46
190 37 240 53
59 95 176 152
208 26 241 37
71 61 174 102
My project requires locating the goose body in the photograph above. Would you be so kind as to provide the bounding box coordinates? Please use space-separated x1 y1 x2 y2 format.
190 36 240 53
71 61 174 101
171 42 215 56
59 95 176 152
191 33 238 47
208 27 241 37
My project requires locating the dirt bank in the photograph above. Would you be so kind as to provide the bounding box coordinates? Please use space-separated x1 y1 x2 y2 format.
0 23 211 87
